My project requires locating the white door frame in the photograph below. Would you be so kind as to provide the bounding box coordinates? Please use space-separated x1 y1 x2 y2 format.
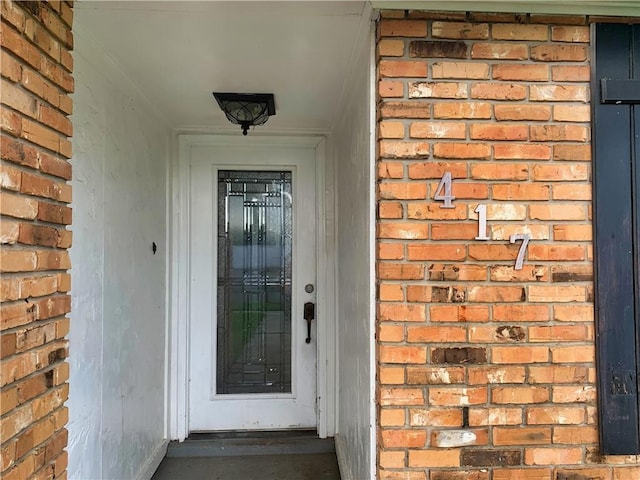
169 133 335 440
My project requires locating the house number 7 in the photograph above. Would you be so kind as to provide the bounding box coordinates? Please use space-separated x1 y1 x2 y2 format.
509 234 531 271
434 173 532 271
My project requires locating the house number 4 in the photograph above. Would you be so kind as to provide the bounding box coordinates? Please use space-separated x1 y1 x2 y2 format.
435 172 531 271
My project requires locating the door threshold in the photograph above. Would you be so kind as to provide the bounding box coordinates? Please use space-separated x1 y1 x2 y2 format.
167 430 335 457
187 429 319 440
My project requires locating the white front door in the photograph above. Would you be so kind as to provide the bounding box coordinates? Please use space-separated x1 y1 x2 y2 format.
188 143 317 431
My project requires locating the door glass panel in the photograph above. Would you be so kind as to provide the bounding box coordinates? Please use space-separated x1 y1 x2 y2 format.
216 170 292 394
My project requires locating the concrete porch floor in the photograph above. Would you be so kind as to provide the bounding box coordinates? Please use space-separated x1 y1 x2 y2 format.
151 431 341 480
151 453 341 480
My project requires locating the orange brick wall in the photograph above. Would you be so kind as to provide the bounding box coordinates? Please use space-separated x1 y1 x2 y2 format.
1 1 73 479
376 11 640 480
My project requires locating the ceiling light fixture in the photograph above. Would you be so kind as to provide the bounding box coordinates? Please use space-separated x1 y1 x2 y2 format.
212 92 276 135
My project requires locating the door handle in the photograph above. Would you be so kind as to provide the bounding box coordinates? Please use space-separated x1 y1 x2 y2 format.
304 302 315 344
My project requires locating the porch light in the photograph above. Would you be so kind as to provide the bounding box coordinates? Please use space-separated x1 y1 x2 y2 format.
212 92 276 135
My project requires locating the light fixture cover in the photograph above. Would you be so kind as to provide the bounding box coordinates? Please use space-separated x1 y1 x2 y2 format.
212 92 276 135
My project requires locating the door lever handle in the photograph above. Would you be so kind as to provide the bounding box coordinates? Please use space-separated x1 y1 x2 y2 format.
304 302 315 344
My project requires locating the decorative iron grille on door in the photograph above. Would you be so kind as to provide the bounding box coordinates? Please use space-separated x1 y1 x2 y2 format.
216 170 293 395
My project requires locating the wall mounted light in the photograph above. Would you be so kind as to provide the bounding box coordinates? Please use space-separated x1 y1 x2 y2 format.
212 92 276 135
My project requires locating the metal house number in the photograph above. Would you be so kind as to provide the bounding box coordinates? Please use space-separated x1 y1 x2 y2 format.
435 172 531 271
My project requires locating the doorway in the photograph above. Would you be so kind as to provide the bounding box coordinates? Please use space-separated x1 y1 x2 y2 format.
172 134 334 438
188 142 318 431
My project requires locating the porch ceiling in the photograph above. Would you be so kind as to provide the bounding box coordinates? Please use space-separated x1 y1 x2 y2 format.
74 1 369 132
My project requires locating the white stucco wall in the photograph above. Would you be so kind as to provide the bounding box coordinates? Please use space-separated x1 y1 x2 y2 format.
68 30 169 480
333 22 375 480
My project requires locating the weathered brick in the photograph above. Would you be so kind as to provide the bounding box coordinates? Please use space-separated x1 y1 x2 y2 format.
470 124 528 141
432 347 486 364
530 85 589 102
380 345 427 364
379 222 429 239
379 303 426 322
492 184 550 201
468 366 526 384
493 427 552 446
471 82 526 100
406 366 465 384
380 60 428 78
430 305 489 323
493 468 552 480
492 346 549 364
524 448 582 466
378 202 404 219
471 43 528 60
410 408 462 427
529 324 591 342
432 22 489 40
461 449 522 467
493 64 549 81
552 225 592 241
380 19 428 37
379 80 404 98
528 365 590 384
429 386 487 406
553 105 590 123
409 40 467 58
471 163 528 181
494 105 551 122
530 45 587 62
492 387 549 404
492 24 549 41
433 102 491 119
530 125 589 142
553 144 591 161
410 121 466 139
380 141 430 159
432 61 490 79
410 82 468 99
434 143 491 159
408 161 467 179
551 26 590 43
379 39 405 57
381 101 431 119
430 469 489 480
407 244 466 261
380 409 406 428
379 323 405 341
378 262 425 280
467 286 526 303
552 65 590 82
379 121 405 139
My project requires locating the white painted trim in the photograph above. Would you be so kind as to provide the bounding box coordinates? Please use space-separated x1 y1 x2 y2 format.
367 18 378 480
169 133 192 441
163 134 172 442
169 133 335 440
371 0 640 16
315 137 337 438
134 440 168 480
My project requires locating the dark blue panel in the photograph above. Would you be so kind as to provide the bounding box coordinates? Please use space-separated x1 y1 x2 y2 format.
593 23 639 455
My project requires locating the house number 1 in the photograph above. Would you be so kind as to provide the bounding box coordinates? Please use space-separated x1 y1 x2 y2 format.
434 172 531 271
474 204 490 241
